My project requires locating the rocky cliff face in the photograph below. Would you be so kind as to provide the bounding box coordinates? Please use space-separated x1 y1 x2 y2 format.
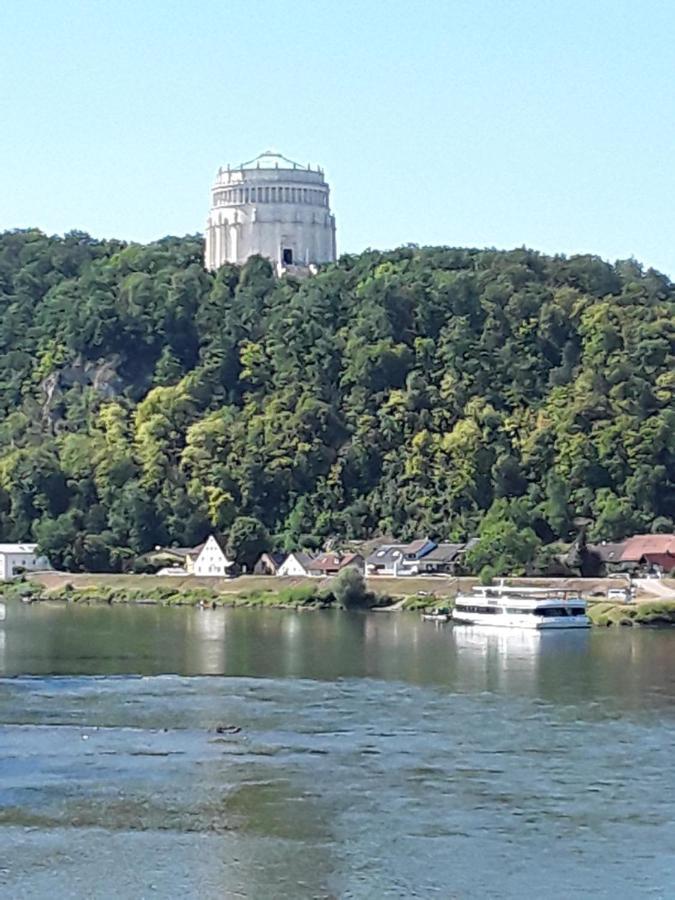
40 356 123 427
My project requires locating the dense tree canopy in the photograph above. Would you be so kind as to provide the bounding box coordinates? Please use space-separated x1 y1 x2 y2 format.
1 228 673 571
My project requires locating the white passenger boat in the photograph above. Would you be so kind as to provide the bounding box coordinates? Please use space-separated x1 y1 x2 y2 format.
452 585 590 629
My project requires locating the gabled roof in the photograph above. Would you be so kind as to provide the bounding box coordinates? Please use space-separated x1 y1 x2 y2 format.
286 551 315 568
259 551 286 568
620 534 675 561
308 552 362 572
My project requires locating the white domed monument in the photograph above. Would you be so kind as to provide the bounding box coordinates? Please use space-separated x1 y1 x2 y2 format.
204 151 337 274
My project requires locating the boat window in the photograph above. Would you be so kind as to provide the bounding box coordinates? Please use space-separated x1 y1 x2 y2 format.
456 604 502 615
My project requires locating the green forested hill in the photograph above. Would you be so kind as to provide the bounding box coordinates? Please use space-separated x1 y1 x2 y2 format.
0 229 673 571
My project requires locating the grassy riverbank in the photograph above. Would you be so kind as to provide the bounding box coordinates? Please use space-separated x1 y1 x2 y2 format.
3 578 334 609
587 600 675 627
8 572 609 609
6 573 675 624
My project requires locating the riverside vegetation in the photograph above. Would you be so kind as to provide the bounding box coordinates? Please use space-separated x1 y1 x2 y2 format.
4 566 387 611
7 575 675 626
0 230 674 576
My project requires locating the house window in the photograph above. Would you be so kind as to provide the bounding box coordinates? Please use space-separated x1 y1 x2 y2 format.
282 248 293 265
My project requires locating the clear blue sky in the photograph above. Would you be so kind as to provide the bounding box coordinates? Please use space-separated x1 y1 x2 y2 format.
1 0 673 276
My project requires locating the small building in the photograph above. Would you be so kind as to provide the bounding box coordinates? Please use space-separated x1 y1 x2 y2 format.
416 543 467 575
366 538 437 576
365 544 405 576
589 535 675 575
192 535 235 577
277 552 315 577
400 538 437 565
620 534 675 573
253 552 287 576
587 541 628 575
0 543 51 581
147 545 203 575
307 553 365 578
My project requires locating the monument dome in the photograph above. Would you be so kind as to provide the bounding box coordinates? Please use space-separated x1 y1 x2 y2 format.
204 151 337 273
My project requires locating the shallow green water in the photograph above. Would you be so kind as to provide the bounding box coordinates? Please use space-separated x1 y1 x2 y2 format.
1 601 675 898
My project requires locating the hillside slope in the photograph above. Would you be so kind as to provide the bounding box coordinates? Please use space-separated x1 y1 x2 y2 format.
1 229 673 571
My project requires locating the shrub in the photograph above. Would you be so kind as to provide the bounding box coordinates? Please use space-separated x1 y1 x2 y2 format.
479 565 496 586
331 567 370 609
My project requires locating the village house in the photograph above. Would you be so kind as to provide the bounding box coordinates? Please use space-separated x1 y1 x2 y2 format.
619 534 675 573
416 542 469 575
366 538 475 576
192 535 235 577
307 552 364 577
0 543 51 581
153 545 203 575
589 534 675 575
365 544 405 576
366 538 436 576
253 552 286 575
277 551 315 577
587 541 627 575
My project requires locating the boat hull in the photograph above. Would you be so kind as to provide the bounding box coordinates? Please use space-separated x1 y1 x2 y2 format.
452 612 590 629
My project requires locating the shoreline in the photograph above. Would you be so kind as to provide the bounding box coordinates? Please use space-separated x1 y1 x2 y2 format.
4 573 675 626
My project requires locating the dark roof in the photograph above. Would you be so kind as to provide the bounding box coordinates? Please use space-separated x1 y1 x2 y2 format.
344 536 397 558
589 542 626 563
419 542 466 563
288 551 315 569
366 544 405 565
259 551 286 567
401 538 434 555
159 544 203 558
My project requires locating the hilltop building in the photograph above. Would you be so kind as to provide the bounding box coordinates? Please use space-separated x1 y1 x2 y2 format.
204 151 336 274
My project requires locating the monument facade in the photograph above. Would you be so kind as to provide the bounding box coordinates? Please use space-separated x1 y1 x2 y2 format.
205 151 336 273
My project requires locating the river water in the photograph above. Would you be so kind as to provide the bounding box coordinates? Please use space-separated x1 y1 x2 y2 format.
1 601 674 899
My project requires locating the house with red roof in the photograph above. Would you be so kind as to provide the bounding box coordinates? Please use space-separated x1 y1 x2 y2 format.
620 535 675 573
307 552 364 577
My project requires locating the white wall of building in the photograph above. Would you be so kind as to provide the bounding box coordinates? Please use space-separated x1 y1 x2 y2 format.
0 544 51 581
192 535 233 577
277 553 312 577
205 152 337 272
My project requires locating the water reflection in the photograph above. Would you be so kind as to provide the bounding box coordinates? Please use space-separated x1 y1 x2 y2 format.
3 604 675 897
1 602 675 716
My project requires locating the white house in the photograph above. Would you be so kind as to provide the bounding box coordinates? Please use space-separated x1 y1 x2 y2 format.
192 535 235 577
277 552 315 577
0 543 52 581
365 538 438 576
